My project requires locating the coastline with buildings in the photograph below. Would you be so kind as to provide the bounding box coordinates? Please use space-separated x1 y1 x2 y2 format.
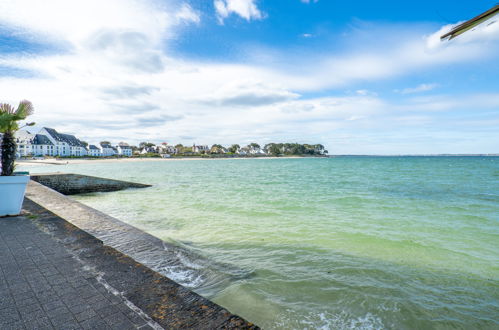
5 127 328 160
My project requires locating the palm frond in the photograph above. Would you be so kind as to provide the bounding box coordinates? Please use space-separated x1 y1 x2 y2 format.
0 100 34 133
0 113 15 132
0 103 15 114
15 100 34 118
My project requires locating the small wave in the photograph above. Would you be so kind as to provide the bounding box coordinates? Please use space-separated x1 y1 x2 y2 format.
160 265 206 288
148 240 254 296
273 310 385 330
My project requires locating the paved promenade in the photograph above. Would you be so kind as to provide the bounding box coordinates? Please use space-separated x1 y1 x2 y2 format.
1 193 257 330
0 215 158 330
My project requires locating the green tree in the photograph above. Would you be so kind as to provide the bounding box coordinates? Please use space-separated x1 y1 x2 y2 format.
0 100 35 176
248 143 260 149
228 144 240 153
265 143 281 156
139 142 155 148
314 144 325 154
211 144 224 154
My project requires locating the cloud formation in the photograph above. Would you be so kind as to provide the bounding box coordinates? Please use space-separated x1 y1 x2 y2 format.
214 0 263 23
0 1 498 153
397 83 439 94
197 81 299 107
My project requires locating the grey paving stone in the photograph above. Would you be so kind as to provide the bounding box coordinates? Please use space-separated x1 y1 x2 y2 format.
85 295 110 310
46 274 66 285
80 316 109 330
14 297 39 310
13 291 36 303
48 312 77 328
18 302 42 314
67 302 93 315
45 306 71 320
103 311 128 326
0 296 15 309
74 309 98 322
109 318 136 330
0 306 21 322
60 295 84 308
19 307 46 322
41 299 66 312
95 304 121 318
56 320 81 330
1 319 26 330
0 215 168 330
24 316 54 330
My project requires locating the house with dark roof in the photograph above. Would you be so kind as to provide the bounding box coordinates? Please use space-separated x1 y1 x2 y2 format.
99 143 116 157
32 134 55 156
117 144 133 157
39 127 87 157
87 145 101 157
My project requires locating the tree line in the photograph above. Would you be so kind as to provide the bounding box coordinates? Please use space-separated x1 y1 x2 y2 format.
95 141 327 156
263 143 327 156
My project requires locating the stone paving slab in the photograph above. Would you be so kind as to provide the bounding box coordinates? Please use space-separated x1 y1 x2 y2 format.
1 197 258 329
0 213 158 330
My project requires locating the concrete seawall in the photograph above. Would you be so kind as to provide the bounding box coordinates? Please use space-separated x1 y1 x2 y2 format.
25 180 258 329
30 173 151 195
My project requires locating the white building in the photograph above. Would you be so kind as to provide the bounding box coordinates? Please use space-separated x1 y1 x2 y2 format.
87 145 101 157
140 146 157 154
117 145 133 157
15 130 35 157
14 127 86 157
250 148 266 155
192 144 209 153
157 143 178 155
32 134 56 156
236 147 250 155
99 143 116 156
39 127 87 157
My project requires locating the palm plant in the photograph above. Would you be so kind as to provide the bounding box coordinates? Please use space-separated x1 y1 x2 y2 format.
0 100 35 176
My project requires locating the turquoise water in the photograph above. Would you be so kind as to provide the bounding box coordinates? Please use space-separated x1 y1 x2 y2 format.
22 157 499 329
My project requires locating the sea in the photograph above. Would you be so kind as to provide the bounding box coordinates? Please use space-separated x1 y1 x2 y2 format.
20 156 499 329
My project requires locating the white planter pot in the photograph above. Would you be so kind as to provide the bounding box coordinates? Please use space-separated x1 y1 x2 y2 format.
0 175 30 216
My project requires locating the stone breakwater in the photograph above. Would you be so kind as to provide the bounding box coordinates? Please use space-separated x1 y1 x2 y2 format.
30 173 151 195
24 180 258 328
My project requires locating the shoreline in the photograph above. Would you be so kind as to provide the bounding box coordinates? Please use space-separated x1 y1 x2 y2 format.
16 153 498 166
17 155 315 166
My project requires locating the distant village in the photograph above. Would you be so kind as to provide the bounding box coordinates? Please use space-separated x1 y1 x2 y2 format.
6 127 328 158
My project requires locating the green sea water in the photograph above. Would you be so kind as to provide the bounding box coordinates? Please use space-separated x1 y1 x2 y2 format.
21 157 499 329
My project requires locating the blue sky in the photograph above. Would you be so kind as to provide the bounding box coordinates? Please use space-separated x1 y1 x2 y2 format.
0 0 498 154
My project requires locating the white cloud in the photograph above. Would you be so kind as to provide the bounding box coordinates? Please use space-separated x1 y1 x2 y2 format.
214 0 263 23
355 89 377 97
175 3 201 25
0 0 177 46
397 83 439 94
197 81 300 106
